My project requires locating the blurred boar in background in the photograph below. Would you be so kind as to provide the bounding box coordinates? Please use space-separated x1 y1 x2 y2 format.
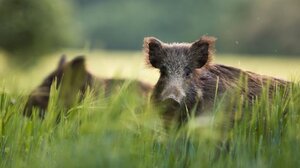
23 55 152 118
144 36 289 124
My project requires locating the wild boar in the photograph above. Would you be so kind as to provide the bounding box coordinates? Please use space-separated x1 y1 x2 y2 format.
144 36 288 124
23 55 152 118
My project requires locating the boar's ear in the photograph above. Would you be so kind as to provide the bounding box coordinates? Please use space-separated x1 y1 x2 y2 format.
57 55 67 69
60 56 88 108
70 56 86 70
61 55 87 89
190 36 216 68
143 37 163 68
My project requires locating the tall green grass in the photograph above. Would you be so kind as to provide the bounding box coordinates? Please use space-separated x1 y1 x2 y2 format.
0 51 299 167
0 80 299 168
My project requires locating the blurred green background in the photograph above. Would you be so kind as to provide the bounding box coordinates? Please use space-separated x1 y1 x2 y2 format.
0 1 300 167
1 0 300 63
0 0 300 90
75 0 300 55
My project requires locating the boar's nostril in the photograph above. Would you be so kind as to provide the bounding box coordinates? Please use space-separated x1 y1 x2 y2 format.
161 98 181 108
161 85 185 105
163 94 181 104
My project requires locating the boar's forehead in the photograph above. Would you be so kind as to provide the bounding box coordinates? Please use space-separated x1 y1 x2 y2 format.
162 44 191 74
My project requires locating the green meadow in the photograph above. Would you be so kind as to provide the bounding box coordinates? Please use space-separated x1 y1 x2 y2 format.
1 50 300 91
0 51 300 168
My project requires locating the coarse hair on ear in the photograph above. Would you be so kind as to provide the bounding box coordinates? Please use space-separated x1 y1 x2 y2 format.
189 36 216 68
143 37 164 68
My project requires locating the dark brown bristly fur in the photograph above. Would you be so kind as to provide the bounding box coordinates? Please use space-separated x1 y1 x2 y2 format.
144 36 289 124
23 55 153 119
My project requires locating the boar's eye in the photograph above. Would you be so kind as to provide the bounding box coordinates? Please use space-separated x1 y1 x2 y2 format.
160 66 168 76
184 67 192 77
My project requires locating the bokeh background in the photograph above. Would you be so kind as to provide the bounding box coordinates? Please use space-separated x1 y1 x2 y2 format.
0 0 300 91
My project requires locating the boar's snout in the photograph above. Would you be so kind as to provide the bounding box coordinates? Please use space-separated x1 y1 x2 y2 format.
161 98 181 111
161 85 185 105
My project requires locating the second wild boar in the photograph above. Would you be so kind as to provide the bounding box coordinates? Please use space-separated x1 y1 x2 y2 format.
23 55 152 118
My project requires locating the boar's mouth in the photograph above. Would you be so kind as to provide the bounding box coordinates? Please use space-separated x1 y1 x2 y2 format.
158 99 189 122
160 98 181 111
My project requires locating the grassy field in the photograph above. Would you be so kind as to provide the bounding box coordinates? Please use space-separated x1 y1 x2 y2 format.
0 51 300 168
1 50 300 92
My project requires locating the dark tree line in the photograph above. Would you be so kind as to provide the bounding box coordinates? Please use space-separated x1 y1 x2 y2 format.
0 0 77 64
0 0 299 64
74 0 300 56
